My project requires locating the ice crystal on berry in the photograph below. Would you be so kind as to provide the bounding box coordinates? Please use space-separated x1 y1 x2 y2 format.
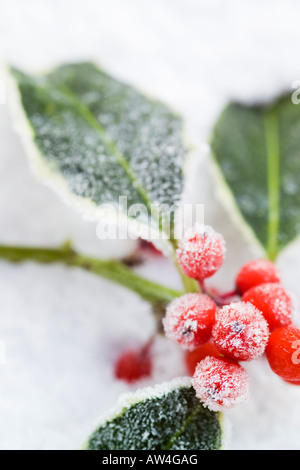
212 301 269 361
192 356 249 412
163 293 217 350
243 283 294 331
176 225 226 280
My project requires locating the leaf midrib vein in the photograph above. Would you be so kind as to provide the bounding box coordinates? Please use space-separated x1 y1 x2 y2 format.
264 107 280 261
162 404 202 450
60 84 154 213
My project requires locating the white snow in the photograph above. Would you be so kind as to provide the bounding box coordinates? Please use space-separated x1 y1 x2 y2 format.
0 0 300 450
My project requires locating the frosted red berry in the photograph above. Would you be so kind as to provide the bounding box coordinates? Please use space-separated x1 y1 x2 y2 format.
176 225 226 280
243 283 293 331
266 326 300 384
163 293 217 350
212 301 269 361
236 259 280 295
184 342 222 376
192 356 249 412
114 347 152 383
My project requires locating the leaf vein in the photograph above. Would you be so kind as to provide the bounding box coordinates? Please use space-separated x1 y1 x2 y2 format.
264 107 280 261
162 404 202 450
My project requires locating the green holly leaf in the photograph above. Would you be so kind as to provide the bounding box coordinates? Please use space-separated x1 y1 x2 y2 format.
211 94 300 261
9 63 187 246
86 378 225 450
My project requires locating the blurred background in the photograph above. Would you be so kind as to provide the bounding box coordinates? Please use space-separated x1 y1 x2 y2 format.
0 0 299 449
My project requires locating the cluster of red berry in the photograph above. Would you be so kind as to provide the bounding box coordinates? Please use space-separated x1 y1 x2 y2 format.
164 225 300 412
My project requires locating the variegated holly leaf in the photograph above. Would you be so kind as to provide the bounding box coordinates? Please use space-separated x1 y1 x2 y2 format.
86 378 225 450
9 63 188 247
211 95 300 261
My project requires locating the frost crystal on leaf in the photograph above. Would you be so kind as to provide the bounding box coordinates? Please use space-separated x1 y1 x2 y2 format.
10 63 188 245
86 377 224 450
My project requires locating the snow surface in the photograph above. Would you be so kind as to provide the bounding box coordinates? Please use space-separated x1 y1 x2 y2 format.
0 0 300 450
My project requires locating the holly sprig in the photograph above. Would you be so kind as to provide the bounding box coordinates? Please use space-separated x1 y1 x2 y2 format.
2 62 300 450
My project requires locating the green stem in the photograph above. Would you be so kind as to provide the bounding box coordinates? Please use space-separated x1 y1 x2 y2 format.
0 242 183 307
169 238 200 294
175 261 201 294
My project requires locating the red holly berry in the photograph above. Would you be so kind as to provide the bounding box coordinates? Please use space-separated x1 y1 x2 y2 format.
212 301 269 361
184 342 222 376
139 239 162 256
163 293 217 351
176 225 226 281
114 346 152 383
266 326 300 384
284 379 300 386
236 259 280 295
192 356 249 412
243 283 293 331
